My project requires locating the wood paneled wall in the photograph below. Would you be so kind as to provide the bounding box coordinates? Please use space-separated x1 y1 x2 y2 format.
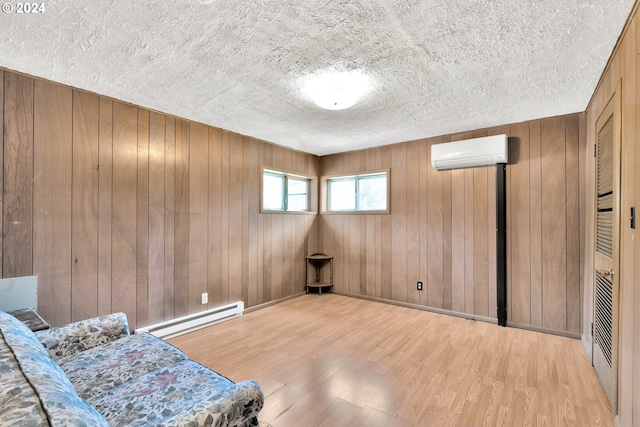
0 69 318 328
318 115 585 334
584 2 640 424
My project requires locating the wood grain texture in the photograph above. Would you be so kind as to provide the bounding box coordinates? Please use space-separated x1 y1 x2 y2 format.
508 123 531 325
619 18 637 426
1 68 586 337
405 140 420 305
97 98 113 316
208 127 222 307
229 133 244 303
148 111 166 325
565 114 581 334
585 7 640 423
188 122 208 314
170 294 613 427
391 144 407 302
450 165 466 312
71 90 99 322
3 72 33 278
220 131 230 304
164 117 176 320
111 101 138 326
136 109 149 326
319 119 585 333
426 137 444 309
174 118 190 317
541 116 567 331
33 80 73 326
529 120 544 328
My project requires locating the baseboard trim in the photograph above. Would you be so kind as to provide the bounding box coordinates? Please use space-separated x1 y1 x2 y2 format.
334 291 498 324
614 415 623 427
244 292 306 314
246 291 583 339
334 292 581 339
506 321 581 340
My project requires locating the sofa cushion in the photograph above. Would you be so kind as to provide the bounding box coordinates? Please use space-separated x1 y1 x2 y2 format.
35 312 129 360
88 359 264 427
0 311 51 359
0 331 49 426
1 329 109 427
57 332 187 400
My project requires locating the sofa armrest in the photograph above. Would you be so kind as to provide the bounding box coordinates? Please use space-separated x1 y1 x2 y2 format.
174 378 265 427
35 312 130 360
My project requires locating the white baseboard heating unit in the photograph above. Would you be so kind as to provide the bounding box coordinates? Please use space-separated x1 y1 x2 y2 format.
135 301 244 340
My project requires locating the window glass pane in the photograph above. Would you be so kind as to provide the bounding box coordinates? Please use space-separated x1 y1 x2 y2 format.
329 178 356 211
287 178 308 211
263 173 284 210
358 174 387 211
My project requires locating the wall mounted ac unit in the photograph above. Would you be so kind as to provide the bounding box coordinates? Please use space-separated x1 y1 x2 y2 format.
431 134 508 170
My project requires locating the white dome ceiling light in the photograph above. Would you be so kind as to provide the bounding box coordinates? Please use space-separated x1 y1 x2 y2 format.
300 70 375 110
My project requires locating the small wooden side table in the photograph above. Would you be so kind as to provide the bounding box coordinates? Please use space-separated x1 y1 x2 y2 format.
305 253 334 294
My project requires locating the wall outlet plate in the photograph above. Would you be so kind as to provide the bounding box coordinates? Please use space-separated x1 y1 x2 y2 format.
417 281 423 291
201 292 208 304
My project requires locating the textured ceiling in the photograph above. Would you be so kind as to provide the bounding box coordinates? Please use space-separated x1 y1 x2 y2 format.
0 1 634 155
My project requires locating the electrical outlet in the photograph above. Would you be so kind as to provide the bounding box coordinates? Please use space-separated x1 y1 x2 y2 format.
417 281 423 291
201 292 208 305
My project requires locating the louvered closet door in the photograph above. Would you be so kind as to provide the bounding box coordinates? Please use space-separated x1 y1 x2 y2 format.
593 88 620 414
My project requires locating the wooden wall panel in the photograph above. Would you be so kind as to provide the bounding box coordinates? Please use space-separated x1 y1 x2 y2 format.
584 5 640 422
426 137 443 309
473 164 489 317
208 128 222 307
541 117 567 331
71 90 99 322
565 115 580 334
441 136 453 311
33 81 73 326
111 101 138 326
508 123 531 325
97 98 113 316
148 112 166 325
188 122 208 314
406 141 420 305
174 119 190 317
136 109 150 326
463 160 475 314
1 67 585 338
3 72 33 278
220 132 230 304
1 69 318 328
318 115 585 333
163 117 176 319
529 120 543 328
228 133 244 303
391 144 407 302
450 168 465 313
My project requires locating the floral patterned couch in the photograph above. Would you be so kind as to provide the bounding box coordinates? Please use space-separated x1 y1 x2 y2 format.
0 310 263 426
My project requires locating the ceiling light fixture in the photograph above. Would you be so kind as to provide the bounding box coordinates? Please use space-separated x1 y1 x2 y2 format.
300 70 374 110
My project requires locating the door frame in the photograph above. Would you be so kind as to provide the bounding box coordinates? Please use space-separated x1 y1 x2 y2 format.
592 81 621 415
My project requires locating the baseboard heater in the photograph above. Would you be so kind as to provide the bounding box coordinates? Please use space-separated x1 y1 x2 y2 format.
135 301 244 340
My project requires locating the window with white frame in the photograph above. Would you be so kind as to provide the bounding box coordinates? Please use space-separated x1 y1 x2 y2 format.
262 169 311 212
326 171 388 212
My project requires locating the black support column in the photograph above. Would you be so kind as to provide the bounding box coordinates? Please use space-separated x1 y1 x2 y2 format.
496 163 507 327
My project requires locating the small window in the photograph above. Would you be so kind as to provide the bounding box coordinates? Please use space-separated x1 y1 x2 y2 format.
262 168 312 212
326 171 388 213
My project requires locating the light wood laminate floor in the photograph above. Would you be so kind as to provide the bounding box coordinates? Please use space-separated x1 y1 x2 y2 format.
169 294 612 427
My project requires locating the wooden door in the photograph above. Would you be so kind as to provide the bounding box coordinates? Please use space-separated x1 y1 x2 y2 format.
593 87 621 413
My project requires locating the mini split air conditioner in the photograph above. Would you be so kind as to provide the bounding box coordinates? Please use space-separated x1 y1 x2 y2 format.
431 134 508 170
